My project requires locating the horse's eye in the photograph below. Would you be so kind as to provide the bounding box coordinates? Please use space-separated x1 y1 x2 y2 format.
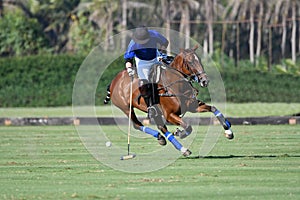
186 56 191 61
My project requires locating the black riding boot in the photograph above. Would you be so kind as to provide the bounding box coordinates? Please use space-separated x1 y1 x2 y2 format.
139 80 158 119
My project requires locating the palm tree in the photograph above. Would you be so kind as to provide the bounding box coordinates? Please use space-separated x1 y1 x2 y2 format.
205 0 214 55
168 0 199 49
268 0 299 64
248 0 255 63
74 0 119 50
180 0 191 48
224 0 278 64
256 1 264 59
280 0 290 59
223 0 248 64
291 0 297 63
161 0 171 51
4 0 80 52
121 0 127 50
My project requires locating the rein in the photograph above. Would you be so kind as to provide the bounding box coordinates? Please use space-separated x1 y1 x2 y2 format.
160 60 202 83
157 61 199 99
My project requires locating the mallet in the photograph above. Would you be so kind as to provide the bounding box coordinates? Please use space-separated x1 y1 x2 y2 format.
120 154 136 160
120 76 136 160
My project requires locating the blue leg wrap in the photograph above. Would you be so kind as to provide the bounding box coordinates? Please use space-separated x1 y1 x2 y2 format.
139 126 159 138
213 110 222 117
214 109 231 130
164 131 183 151
224 119 231 129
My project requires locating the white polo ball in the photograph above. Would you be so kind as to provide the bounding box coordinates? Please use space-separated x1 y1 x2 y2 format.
105 141 112 147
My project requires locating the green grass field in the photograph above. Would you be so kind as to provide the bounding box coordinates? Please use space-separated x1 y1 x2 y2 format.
1 103 300 118
0 124 299 199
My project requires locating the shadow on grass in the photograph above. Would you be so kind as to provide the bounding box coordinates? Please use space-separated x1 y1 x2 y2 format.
184 154 300 159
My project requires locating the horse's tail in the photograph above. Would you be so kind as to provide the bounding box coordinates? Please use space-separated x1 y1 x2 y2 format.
103 84 111 104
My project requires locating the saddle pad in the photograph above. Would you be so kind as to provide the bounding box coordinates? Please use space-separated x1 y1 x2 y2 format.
149 64 166 83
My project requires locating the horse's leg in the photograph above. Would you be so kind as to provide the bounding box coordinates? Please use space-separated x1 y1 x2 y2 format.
196 101 234 139
151 105 192 157
124 106 167 146
167 113 193 139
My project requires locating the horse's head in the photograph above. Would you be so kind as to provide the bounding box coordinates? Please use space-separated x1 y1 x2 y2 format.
172 45 209 87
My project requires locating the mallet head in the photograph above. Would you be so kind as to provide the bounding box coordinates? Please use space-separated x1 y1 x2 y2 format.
120 154 136 160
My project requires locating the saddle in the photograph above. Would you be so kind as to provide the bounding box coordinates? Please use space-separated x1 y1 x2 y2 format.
149 64 166 83
137 56 174 105
149 55 174 83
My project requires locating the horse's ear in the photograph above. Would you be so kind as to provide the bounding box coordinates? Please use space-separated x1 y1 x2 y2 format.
193 45 199 51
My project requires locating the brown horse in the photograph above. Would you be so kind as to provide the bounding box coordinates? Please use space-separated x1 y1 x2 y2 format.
104 45 233 157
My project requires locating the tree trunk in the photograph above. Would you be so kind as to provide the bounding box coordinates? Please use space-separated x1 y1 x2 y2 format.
161 0 170 51
229 24 235 59
268 26 272 72
291 1 296 63
165 3 171 53
299 17 300 55
206 0 213 55
180 1 190 48
256 1 263 59
236 22 240 68
249 3 254 63
179 2 184 34
105 3 113 50
281 9 287 59
121 0 127 50
184 2 190 48
221 22 227 69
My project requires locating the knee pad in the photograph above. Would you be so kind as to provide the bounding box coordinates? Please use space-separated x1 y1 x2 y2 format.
138 79 149 87
138 79 150 97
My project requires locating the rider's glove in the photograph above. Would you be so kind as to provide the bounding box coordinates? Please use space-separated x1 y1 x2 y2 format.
127 67 134 77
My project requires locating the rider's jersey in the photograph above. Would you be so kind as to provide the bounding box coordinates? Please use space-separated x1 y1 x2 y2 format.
124 30 169 61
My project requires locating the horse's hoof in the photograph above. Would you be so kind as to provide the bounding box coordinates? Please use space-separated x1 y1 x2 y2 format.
174 128 188 139
182 149 192 157
173 128 180 136
225 129 234 140
157 134 167 146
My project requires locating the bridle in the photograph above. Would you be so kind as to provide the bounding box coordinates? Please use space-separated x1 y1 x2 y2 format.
180 51 207 83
